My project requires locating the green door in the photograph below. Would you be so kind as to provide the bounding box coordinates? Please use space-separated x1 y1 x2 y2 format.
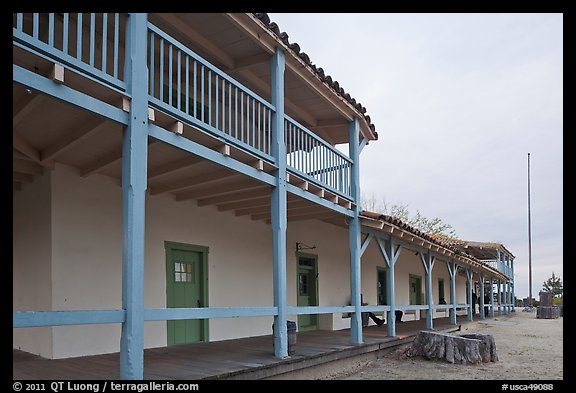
377 268 387 305
166 242 208 346
297 254 318 331
409 275 422 305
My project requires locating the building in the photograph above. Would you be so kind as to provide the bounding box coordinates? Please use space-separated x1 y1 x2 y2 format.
13 13 515 379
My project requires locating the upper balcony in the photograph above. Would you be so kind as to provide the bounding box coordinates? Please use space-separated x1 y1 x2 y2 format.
482 260 513 279
13 13 378 218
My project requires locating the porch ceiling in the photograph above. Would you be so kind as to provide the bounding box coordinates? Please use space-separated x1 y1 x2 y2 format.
12 82 342 224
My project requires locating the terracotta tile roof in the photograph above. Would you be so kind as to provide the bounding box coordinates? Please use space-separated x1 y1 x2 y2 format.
253 13 378 139
360 210 474 258
360 210 514 264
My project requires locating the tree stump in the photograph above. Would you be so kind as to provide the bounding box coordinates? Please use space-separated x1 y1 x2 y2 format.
407 331 498 364
460 333 498 362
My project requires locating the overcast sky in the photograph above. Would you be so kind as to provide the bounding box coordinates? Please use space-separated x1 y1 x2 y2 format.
269 13 563 300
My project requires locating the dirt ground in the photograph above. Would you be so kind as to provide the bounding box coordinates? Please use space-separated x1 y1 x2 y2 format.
332 309 563 380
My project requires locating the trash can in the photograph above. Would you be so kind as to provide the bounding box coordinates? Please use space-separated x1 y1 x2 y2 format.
395 310 403 323
272 320 297 355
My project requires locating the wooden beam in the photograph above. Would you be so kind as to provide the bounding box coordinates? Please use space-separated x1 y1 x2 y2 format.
150 170 240 195
79 140 155 178
217 195 270 212
121 96 131 112
147 156 203 180
235 199 309 217
308 119 349 130
13 132 40 162
79 147 123 177
223 13 276 54
170 121 183 135
361 218 384 230
174 179 262 202
288 211 338 222
226 52 270 73
261 210 338 223
218 144 230 156
339 199 352 210
49 63 65 84
13 149 33 161
13 94 44 128
13 158 43 175
194 185 270 205
40 118 108 163
236 68 319 127
311 187 324 198
323 191 338 203
13 172 34 183
287 174 308 191
252 205 328 221
154 13 235 69
250 159 264 171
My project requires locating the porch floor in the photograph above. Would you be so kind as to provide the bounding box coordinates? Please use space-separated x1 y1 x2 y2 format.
13 314 500 380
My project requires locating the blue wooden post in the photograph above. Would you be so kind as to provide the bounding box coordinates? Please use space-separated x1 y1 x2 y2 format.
120 12 148 380
497 280 502 316
478 272 485 320
270 47 288 358
511 257 516 311
348 117 362 344
446 260 458 325
376 237 401 336
466 268 473 321
506 254 511 313
490 278 495 317
419 253 435 330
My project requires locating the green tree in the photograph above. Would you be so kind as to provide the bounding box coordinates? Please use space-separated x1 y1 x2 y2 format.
542 272 563 297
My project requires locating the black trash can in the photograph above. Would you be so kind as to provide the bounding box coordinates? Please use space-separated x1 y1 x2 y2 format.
272 320 297 355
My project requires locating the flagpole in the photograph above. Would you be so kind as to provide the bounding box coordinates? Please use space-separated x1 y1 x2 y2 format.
527 153 533 306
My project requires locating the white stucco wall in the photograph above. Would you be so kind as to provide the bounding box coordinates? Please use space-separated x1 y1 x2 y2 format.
13 169 53 358
14 163 476 359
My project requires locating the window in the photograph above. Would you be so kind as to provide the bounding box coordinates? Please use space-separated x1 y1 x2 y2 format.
175 262 193 283
299 257 315 267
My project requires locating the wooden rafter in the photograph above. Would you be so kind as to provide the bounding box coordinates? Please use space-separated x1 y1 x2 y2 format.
252 204 329 221
150 170 240 195
235 199 310 216
13 94 44 128
40 118 108 163
194 185 270 205
13 132 40 162
216 195 270 211
174 179 266 202
80 140 156 177
13 158 44 175
154 13 235 69
147 156 203 180
13 172 34 183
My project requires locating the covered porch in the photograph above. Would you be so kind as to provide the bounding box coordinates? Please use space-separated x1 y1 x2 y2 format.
13 314 490 380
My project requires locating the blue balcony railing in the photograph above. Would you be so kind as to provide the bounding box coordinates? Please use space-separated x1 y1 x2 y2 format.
147 23 276 163
13 13 128 92
285 116 352 199
13 13 354 202
484 260 513 278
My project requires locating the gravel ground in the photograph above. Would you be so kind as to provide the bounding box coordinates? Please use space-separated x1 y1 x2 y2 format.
332 309 563 380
